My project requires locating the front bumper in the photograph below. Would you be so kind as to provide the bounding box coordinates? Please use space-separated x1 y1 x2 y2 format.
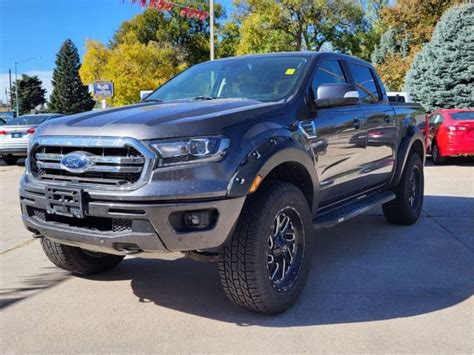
20 183 246 255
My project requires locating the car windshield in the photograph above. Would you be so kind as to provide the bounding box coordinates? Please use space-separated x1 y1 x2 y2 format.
7 115 49 125
146 56 308 103
451 111 474 120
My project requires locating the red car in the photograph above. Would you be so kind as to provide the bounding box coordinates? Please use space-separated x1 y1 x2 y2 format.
426 108 474 164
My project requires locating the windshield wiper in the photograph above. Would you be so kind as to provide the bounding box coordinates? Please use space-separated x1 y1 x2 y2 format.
142 98 163 103
191 96 217 100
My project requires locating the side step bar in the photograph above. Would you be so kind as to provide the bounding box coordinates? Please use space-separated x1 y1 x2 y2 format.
313 190 396 229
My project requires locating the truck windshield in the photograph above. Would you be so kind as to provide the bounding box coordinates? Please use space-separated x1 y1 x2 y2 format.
146 56 308 103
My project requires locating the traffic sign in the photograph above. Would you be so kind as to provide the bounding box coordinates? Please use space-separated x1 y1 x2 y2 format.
93 81 114 98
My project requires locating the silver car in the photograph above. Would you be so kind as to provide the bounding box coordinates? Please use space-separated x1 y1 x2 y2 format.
0 113 64 165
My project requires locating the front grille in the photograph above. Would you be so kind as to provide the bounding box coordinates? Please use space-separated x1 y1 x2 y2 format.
28 206 132 233
112 218 133 233
29 137 152 189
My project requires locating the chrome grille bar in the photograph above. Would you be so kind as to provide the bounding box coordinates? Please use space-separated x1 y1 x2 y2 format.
35 153 145 165
36 161 143 173
29 136 155 191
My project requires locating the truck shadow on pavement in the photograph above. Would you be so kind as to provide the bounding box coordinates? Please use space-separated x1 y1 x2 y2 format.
88 194 474 326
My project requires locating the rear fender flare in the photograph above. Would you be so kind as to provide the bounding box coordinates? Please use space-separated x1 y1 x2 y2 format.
390 127 426 187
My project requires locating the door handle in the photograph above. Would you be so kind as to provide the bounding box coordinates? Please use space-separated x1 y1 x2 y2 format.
353 118 362 129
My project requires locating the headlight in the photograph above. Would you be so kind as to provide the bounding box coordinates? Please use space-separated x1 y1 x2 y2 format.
151 136 230 167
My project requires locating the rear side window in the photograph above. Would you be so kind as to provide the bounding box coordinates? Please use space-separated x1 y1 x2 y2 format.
347 63 381 104
311 61 347 95
451 111 474 120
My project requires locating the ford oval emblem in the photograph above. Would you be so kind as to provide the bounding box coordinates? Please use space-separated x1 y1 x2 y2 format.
60 152 91 173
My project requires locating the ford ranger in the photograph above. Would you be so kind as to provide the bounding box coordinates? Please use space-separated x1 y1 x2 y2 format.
19 53 426 314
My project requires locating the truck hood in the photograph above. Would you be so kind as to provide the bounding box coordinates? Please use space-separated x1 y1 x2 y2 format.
36 99 287 140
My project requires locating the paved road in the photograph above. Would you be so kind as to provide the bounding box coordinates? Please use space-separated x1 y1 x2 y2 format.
1 159 473 353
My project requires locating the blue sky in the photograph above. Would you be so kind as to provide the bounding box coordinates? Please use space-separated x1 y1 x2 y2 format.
0 0 234 102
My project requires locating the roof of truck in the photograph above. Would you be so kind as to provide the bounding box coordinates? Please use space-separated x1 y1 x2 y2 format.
209 51 372 67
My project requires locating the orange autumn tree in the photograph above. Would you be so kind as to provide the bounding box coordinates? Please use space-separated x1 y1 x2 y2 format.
372 0 462 91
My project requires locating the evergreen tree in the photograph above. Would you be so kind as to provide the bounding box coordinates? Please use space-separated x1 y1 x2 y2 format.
405 4 474 110
11 74 46 115
49 39 95 114
373 0 461 91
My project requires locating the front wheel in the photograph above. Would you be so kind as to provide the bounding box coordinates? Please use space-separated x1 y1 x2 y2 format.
41 238 124 275
218 182 313 314
383 153 424 225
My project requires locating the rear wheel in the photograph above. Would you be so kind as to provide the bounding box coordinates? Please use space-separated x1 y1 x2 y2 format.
383 153 424 225
2 155 18 165
432 142 446 165
218 182 313 314
41 238 124 275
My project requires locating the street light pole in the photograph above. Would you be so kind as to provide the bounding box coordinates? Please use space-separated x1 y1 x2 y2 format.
14 57 41 117
210 0 214 60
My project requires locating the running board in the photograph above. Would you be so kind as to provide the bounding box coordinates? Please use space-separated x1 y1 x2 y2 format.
313 191 396 229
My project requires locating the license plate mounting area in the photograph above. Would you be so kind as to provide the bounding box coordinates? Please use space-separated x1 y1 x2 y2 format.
46 187 84 218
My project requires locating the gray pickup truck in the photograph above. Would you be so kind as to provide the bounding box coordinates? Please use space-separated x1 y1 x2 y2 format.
20 53 426 314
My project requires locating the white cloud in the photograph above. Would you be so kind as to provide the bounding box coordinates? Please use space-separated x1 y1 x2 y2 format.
0 70 53 105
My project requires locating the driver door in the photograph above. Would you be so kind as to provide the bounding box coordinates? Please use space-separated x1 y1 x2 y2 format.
307 60 367 205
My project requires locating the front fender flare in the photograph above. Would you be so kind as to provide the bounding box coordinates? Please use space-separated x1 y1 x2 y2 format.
227 137 319 213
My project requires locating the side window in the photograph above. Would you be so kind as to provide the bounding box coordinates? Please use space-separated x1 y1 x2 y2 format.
347 63 381 104
311 61 347 96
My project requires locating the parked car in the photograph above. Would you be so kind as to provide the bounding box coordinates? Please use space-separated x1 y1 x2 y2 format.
0 113 64 165
20 53 426 314
426 108 474 164
0 117 6 126
0 111 16 123
387 91 414 103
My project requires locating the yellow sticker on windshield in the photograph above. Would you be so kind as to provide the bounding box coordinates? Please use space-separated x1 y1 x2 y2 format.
285 68 296 75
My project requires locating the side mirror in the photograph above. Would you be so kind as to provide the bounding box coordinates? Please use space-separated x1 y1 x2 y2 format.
315 83 359 108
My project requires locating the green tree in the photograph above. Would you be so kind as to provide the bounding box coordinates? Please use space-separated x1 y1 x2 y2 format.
113 6 224 64
233 0 370 58
373 0 461 90
11 75 46 115
405 4 474 111
49 39 95 114
80 39 185 106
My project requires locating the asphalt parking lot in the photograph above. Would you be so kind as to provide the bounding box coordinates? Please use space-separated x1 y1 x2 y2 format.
1 158 473 353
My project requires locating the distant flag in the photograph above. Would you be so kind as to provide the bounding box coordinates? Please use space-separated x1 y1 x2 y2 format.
128 0 209 20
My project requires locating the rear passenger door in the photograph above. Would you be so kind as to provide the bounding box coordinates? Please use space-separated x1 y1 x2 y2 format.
347 62 396 188
308 60 367 205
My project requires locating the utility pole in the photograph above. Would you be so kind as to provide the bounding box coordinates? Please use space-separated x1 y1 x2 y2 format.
209 0 214 60
14 56 41 117
8 69 12 110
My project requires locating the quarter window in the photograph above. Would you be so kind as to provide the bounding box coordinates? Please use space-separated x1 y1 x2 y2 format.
347 63 381 104
311 61 347 96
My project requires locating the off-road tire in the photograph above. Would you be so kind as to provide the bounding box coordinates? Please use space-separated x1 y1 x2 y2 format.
218 182 313 314
41 238 124 275
432 142 446 165
2 155 18 165
383 153 424 225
